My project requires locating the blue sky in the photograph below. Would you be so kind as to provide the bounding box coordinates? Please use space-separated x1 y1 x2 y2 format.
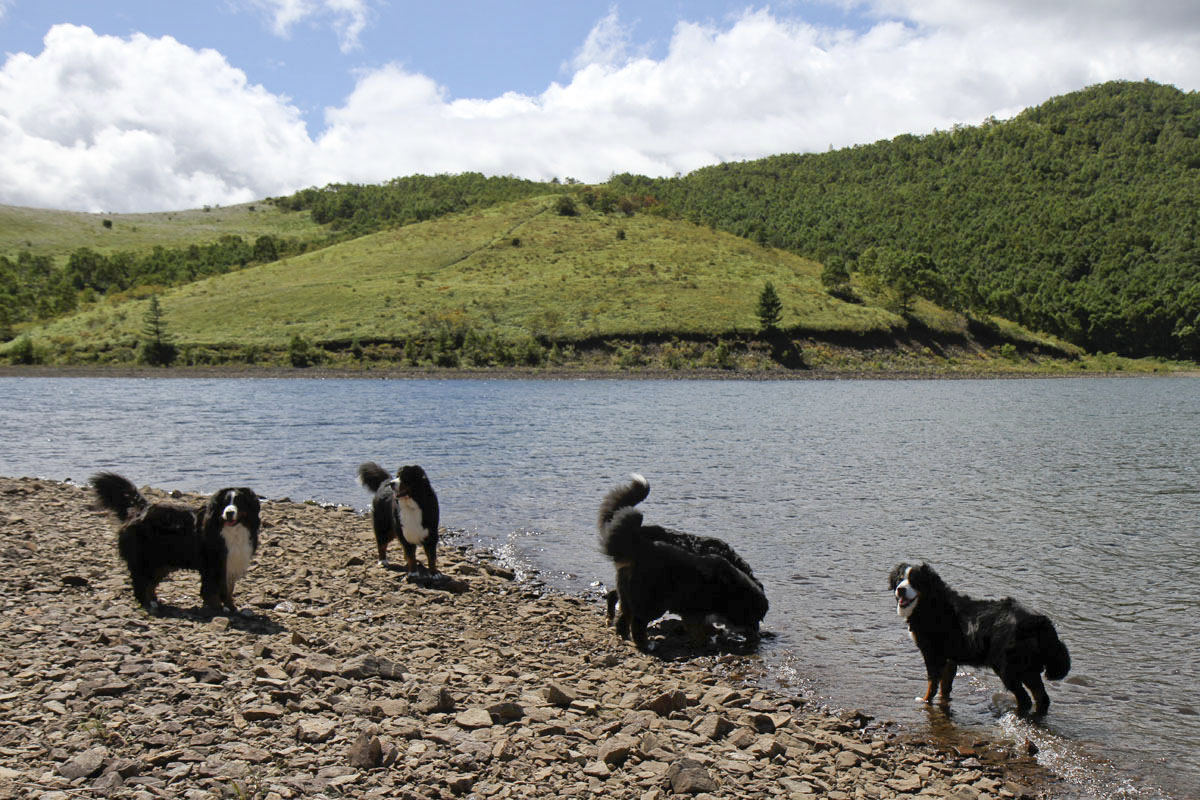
2 1 1198 212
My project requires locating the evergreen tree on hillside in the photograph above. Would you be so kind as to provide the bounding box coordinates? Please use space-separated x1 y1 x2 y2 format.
756 282 783 332
139 295 177 366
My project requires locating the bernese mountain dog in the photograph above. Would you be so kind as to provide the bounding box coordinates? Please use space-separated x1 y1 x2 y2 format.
598 473 768 650
91 472 261 616
889 561 1071 716
357 462 440 572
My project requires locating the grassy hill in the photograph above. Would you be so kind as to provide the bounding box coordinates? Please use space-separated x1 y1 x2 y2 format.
2 194 1103 374
3 81 1196 374
0 201 323 262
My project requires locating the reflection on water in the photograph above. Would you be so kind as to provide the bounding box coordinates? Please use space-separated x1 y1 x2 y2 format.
1 375 1197 799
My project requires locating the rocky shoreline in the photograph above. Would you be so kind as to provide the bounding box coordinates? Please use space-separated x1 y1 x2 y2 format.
1 476 1065 799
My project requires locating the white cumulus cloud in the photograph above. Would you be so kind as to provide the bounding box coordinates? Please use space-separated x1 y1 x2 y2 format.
1 2 1198 212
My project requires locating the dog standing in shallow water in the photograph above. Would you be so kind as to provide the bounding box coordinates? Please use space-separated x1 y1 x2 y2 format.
357 462 440 572
91 472 261 615
889 561 1071 716
598 473 768 650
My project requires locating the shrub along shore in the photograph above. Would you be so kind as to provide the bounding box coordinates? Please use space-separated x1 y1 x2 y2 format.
0 476 1069 798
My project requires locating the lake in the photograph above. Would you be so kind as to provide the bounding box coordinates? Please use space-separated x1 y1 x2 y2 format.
1 375 1197 799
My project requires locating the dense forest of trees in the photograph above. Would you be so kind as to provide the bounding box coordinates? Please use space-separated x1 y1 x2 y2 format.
0 234 300 337
274 172 564 232
618 80 1199 360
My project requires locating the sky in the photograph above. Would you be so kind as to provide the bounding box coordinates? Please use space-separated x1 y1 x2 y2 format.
1 1 1198 214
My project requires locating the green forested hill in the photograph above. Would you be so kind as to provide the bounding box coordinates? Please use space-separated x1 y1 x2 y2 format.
2 80 1196 370
617 80 1200 360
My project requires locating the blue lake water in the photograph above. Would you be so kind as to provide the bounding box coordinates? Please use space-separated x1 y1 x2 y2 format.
1 375 1197 799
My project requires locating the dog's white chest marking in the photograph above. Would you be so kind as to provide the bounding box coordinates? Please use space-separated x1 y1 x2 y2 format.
397 497 429 545
222 523 254 586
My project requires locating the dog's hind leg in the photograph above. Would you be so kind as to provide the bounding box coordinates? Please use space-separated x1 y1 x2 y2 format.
199 570 223 614
630 616 651 651
422 538 438 573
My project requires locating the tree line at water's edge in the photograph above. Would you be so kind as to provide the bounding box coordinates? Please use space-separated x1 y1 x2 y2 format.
2 79 1197 364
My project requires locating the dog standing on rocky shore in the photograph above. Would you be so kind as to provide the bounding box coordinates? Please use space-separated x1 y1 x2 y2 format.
598 473 768 650
91 472 261 616
357 462 440 572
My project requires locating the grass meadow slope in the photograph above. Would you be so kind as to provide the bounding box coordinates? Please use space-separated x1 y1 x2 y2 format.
0 202 323 262
0 193 1183 376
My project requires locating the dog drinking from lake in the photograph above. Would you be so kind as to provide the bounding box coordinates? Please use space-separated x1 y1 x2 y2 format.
598 473 767 650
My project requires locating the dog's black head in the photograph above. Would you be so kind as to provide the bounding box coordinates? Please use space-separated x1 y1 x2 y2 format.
718 561 769 633
889 562 942 620
207 487 261 530
389 465 432 499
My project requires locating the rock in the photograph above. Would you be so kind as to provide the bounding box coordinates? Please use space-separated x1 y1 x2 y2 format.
340 653 405 680
287 653 338 678
348 732 383 769
370 698 411 717
887 773 923 793
58 747 107 780
667 758 718 794
545 682 576 707
297 717 338 743
487 700 524 722
641 690 688 717
242 705 285 721
598 735 636 766
416 686 455 714
694 714 735 741
455 708 494 729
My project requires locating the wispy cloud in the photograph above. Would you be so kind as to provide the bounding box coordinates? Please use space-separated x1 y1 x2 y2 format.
247 0 371 52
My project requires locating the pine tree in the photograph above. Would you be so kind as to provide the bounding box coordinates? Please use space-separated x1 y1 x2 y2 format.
139 295 176 366
756 282 783 332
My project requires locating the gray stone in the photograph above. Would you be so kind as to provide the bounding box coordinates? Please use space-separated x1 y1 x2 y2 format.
545 682 576 707
296 717 337 743
348 732 383 769
58 747 107 780
667 758 718 794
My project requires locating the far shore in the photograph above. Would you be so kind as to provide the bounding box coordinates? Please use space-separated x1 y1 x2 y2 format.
3 363 1194 381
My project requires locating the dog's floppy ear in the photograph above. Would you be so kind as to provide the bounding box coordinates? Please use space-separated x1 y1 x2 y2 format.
239 488 261 524
887 563 910 591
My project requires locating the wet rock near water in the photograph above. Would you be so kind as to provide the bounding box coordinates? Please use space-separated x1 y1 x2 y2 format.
0 476 1060 798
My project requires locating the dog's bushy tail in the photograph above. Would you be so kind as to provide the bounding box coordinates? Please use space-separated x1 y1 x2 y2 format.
91 472 146 522
1035 616 1071 680
597 473 650 531
357 462 391 493
599 507 645 562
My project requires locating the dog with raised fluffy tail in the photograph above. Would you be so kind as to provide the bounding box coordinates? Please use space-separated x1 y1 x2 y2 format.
92 472 260 616
889 561 1071 716
358 462 440 572
598 473 767 650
